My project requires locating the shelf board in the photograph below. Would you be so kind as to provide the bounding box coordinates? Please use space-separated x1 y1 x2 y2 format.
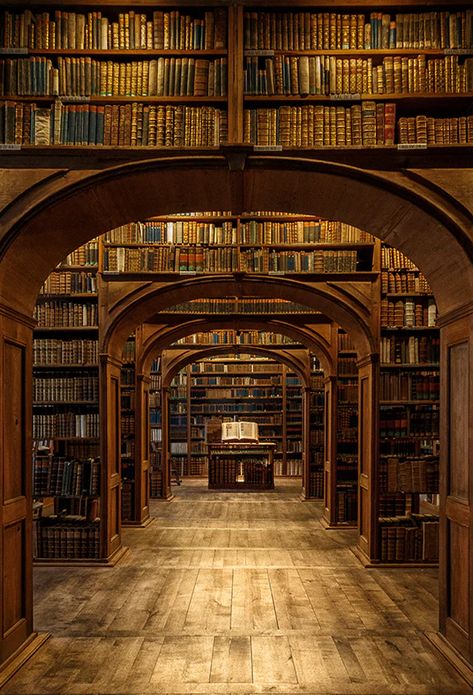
24 48 228 57
244 93 473 104
34 326 99 331
10 95 227 104
37 293 98 299
381 325 438 331
381 363 439 368
102 270 377 280
380 399 440 405
244 48 473 57
384 292 434 297
33 401 98 405
34 364 98 371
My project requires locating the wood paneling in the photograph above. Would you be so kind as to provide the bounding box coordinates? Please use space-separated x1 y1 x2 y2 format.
449 522 469 633
3 341 25 502
3 522 24 636
448 343 469 501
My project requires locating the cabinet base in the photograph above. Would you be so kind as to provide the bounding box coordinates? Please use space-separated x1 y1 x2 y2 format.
34 545 129 567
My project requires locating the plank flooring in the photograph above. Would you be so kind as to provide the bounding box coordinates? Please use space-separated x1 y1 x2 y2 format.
3 479 471 695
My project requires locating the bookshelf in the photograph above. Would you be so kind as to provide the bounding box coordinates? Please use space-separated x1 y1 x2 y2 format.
166 352 304 478
149 357 162 499
120 335 136 522
32 239 102 561
308 353 324 498
100 215 375 278
1 5 472 149
377 243 440 563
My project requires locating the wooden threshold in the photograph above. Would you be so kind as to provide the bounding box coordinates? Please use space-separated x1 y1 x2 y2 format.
320 516 357 530
0 633 51 689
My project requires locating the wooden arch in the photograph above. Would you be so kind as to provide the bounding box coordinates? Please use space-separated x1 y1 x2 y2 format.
103 275 374 361
1 155 472 320
161 344 311 389
136 317 336 378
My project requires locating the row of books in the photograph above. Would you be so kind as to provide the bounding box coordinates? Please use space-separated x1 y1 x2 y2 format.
338 333 356 352
244 10 473 51
381 270 432 294
1 9 227 51
382 247 417 270
33 455 100 497
33 412 99 439
191 387 283 399
33 338 98 365
399 115 473 144
164 299 315 315
381 298 437 328
245 54 473 96
379 492 408 517
338 357 357 375
61 241 98 267
1 56 227 97
103 245 238 273
37 519 100 559
337 383 358 403
209 457 273 488
191 361 284 374
244 103 396 147
382 457 438 493
191 376 281 386
380 438 438 457
105 220 236 245
274 460 303 476
0 101 226 146
336 490 357 523
34 375 99 402
120 367 135 385
39 271 97 295
240 220 372 245
177 332 294 346
380 371 439 401
34 301 98 327
240 248 359 273
121 414 135 436
309 469 324 498
380 336 440 364
379 515 439 562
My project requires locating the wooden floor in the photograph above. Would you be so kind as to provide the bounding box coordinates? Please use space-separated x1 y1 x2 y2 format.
3 479 471 695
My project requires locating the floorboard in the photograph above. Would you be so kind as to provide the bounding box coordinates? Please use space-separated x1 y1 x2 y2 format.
3 478 471 695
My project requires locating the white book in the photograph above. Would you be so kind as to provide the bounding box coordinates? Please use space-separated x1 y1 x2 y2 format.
221 421 258 442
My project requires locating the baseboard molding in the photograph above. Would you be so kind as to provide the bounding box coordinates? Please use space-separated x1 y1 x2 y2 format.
350 545 438 568
320 516 357 530
425 631 473 687
0 632 50 688
34 545 129 568
122 516 154 528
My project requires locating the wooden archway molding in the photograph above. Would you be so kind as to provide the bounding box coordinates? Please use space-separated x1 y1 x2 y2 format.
160 344 311 389
103 275 375 361
136 316 337 378
1 155 472 321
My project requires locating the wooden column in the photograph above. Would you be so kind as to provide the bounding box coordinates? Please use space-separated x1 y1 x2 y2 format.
130 373 151 525
323 376 337 525
301 386 311 499
99 353 123 560
427 312 473 679
0 308 39 665
355 354 379 563
161 386 172 500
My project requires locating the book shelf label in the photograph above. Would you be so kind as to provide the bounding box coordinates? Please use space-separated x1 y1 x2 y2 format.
245 49 275 57
444 49 473 55
397 143 428 150
179 270 197 275
57 96 91 103
0 47 28 55
330 94 361 101
254 145 283 152
0 144 22 151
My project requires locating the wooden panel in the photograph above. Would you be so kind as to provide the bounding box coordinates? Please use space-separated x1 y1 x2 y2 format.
3 341 25 502
3 521 24 635
448 521 470 633
111 376 120 475
448 343 469 501
109 485 119 541
359 376 369 475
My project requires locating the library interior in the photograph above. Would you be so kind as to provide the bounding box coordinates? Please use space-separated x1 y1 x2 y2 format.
0 1 472 693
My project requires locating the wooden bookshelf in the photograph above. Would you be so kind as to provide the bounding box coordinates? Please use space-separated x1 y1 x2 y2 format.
377 242 439 564
32 239 102 561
